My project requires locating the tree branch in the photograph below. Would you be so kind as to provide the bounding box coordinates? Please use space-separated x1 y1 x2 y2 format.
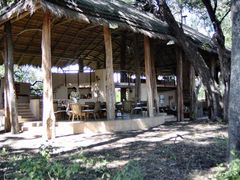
220 8 231 24
213 0 217 14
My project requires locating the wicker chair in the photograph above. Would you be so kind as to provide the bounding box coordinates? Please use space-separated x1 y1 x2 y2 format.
82 102 101 120
69 103 87 121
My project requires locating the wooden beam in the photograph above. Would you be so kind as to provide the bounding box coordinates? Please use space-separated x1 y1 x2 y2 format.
103 25 115 120
51 21 73 53
74 36 103 60
16 24 42 64
176 47 184 121
4 21 19 134
52 25 98 60
144 36 154 117
41 12 55 140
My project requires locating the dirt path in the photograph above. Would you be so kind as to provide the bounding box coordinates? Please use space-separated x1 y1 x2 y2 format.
0 121 227 179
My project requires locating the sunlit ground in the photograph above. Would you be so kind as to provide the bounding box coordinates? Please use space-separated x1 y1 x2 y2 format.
0 121 227 179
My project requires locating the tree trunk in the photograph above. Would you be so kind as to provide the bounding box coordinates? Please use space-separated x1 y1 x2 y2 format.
161 1 221 120
4 58 11 132
228 0 240 160
189 65 197 120
144 35 154 117
4 21 19 134
150 42 159 114
202 0 231 122
42 12 55 140
104 25 115 120
176 47 184 121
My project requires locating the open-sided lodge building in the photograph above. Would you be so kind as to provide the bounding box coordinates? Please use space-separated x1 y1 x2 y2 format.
0 0 220 136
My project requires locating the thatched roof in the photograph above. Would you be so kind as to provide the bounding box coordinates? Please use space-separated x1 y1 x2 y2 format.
0 0 218 74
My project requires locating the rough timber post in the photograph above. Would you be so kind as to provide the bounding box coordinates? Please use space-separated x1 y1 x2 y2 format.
120 33 127 101
189 65 196 120
134 35 141 103
144 36 154 117
150 43 159 114
103 25 115 120
42 12 55 140
78 58 83 86
4 21 19 133
176 47 184 121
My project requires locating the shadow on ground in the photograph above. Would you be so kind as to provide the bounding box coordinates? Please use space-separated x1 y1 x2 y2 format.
0 121 227 179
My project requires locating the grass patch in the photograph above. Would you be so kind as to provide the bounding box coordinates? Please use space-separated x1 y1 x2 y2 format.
4 145 111 179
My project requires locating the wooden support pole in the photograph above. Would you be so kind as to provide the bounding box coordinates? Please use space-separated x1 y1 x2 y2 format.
144 36 154 117
120 33 127 101
189 65 196 120
150 43 159 114
134 35 141 103
41 12 55 140
176 47 184 121
4 21 19 133
103 25 115 120
78 58 83 86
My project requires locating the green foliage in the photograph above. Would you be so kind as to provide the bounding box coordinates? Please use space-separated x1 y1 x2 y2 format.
0 65 4 78
216 157 240 180
197 85 206 101
213 136 227 147
120 0 135 4
0 146 9 156
0 65 43 96
114 160 143 180
0 0 16 8
5 145 110 179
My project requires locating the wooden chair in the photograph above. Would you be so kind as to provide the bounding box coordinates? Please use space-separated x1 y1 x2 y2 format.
122 101 132 113
82 102 101 120
69 103 87 121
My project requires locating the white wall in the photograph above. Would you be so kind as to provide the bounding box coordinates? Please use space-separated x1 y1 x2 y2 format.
55 86 68 99
158 90 176 107
53 72 96 100
93 69 106 102
30 99 41 120
52 71 177 107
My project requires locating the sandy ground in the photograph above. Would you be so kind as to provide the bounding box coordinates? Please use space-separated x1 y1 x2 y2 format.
0 120 228 179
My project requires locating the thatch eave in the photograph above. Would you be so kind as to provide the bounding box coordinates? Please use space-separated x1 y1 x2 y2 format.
0 0 223 70
0 0 41 28
40 0 171 40
0 0 218 53
0 0 172 40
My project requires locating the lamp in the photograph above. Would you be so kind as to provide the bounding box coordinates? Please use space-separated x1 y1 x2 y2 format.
96 75 100 81
166 40 175 45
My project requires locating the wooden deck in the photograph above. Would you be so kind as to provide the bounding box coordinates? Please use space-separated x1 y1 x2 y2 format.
20 114 176 136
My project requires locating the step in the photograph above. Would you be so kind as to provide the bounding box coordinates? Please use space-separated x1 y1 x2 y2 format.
20 117 37 122
164 115 177 122
17 103 29 107
20 115 36 119
18 108 32 112
18 111 33 116
18 107 29 109
20 121 43 132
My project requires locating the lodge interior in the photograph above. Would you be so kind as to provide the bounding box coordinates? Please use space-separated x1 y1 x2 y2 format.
0 2 219 124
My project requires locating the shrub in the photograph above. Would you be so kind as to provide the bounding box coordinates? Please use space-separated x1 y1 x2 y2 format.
114 160 143 180
4 145 111 179
216 153 240 180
